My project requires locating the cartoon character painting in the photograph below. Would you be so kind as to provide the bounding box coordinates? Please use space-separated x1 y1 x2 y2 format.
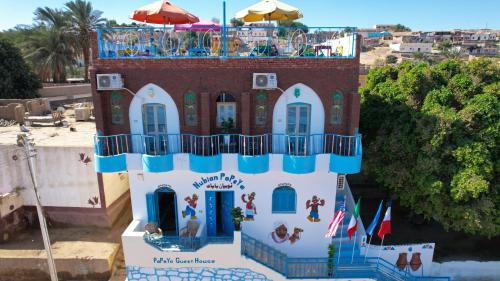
306 195 325 222
182 194 198 220
241 192 257 221
271 222 304 245
289 227 304 245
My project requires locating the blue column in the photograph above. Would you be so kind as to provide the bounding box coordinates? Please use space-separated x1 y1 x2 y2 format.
223 0 228 57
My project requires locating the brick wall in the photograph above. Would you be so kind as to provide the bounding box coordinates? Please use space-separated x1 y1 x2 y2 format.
90 33 361 136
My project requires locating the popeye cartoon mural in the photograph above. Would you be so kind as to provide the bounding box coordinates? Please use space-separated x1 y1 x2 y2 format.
241 192 257 221
306 195 325 222
271 222 304 245
182 193 198 220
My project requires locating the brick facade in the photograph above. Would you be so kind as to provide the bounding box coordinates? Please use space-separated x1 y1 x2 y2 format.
90 33 361 136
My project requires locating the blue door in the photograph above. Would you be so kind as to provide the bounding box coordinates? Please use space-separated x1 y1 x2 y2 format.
206 191 235 237
205 191 217 236
221 191 235 236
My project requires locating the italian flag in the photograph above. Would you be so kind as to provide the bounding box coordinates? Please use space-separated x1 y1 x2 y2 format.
377 201 392 239
347 198 361 240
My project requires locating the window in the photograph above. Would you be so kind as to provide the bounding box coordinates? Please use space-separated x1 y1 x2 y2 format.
331 92 343 125
110 91 124 124
272 186 296 213
216 93 236 128
255 90 267 126
184 91 198 126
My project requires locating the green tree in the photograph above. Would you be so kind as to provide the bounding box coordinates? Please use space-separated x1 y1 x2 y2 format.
360 58 499 237
0 39 41 99
389 24 411 32
385 55 398 64
65 0 106 82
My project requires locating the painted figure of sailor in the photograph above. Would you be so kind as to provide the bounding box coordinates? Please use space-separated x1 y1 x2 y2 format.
182 193 198 220
306 195 325 222
241 192 257 221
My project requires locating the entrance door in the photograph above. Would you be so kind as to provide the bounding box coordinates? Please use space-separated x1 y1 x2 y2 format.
156 189 178 236
143 103 167 154
206 191 234 237
286 104 311 155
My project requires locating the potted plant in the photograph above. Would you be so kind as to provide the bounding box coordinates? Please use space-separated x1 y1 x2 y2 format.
230 207 244 231
327 242 335 277
220 117 234 145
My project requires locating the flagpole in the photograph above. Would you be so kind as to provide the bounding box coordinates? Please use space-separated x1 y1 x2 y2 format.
351 230 357 263
337 195 346 264
377 234 385 266
337 213 344 264
364 234 373 263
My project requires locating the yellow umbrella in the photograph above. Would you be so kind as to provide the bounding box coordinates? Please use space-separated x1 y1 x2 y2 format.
235 0 303 22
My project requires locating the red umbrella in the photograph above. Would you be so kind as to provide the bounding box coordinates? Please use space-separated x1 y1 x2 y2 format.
130 0 199 25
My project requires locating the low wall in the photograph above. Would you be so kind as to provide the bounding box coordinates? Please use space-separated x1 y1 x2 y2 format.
361 242 435 276
431 261 500 281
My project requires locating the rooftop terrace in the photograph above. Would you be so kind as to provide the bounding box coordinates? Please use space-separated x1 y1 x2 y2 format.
96 26 357 59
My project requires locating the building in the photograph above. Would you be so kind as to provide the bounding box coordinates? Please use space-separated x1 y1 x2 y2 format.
390 42 433 53
90 21 439 280
0 114 130 242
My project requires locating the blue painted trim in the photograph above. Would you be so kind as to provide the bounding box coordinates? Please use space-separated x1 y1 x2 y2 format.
329 154 362 174
283 155 316 174
94 154 126 173
142 154 173 173
238 154 269 174
189 154 222 173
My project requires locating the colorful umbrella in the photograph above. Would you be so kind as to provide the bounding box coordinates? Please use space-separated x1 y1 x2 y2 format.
130 0 199 25
174 19 221 32
235 0 303 22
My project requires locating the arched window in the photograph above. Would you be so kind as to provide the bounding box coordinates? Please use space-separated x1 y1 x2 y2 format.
110 91 124 125
255 90 267 126
216 93 236 128
184 91 198 126
272 186 296 213
331 91 343 125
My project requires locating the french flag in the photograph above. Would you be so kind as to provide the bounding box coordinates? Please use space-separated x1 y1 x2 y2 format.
377 201 392 239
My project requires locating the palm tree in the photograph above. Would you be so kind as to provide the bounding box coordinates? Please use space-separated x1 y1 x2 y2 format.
65 0 106 82
25 7 76 83
25 26 76 83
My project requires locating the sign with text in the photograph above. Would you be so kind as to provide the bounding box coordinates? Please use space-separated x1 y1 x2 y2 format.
192 172 245 190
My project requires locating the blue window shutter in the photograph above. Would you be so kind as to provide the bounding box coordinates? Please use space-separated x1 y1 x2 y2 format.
272 187 296 213
146 192 157 223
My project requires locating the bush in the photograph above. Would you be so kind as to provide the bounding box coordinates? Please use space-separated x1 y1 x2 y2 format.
385 55 398 64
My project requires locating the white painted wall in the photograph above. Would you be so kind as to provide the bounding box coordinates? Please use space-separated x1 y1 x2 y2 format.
272 83 325 136
362 243 435 276
129 83 180 137
0 145 100 208
431 261 500 280
390 43 433 53
127 159 338 259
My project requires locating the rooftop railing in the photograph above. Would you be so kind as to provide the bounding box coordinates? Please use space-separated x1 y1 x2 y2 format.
94 133 362 158
96 26 357 59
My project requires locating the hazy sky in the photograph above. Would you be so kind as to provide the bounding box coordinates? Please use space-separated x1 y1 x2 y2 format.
1 0 499 31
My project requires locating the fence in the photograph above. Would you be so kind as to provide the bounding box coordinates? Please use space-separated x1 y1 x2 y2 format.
94 133 362 158
96 26 357 59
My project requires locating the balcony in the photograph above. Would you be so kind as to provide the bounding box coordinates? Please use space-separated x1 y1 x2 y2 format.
96 26 357 59
93 133 362 174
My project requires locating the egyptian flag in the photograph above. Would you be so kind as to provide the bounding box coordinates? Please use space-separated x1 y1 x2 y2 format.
347 198 361 240
377 201 392 239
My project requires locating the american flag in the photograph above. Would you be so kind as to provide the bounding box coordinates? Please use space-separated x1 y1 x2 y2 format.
325 200 346 238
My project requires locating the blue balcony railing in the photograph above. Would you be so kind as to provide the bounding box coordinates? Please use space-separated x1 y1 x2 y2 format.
96 26 357 59
94 133 361 157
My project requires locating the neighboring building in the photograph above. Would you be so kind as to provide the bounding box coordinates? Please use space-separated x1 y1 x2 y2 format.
90 21 439 280
390 42 433 53
373 24 397 31
236 23 278 45
357 29 392 48
0 119 130 242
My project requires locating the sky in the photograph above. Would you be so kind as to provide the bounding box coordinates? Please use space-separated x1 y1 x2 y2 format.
0 0 499 32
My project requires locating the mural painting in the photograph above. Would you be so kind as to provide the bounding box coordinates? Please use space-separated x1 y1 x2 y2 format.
306 195 325 222
182 193 199 220
270 222 304 245
241 192 257 221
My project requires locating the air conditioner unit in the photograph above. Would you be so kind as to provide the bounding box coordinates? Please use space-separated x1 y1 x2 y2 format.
96 74 123 90
253 73 278 90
